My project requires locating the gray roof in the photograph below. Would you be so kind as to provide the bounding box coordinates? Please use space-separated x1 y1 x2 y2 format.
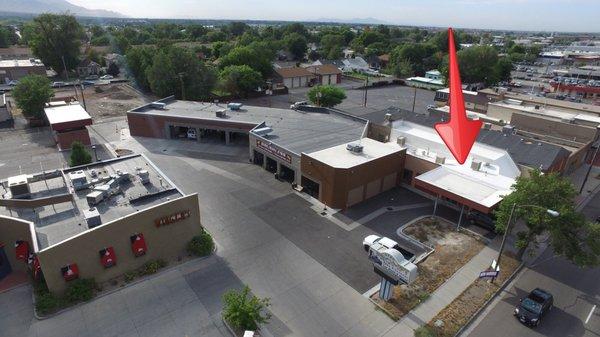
365 107 571 171
130 99 367 155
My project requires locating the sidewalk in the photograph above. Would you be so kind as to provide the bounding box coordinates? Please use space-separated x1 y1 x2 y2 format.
379 237 501 337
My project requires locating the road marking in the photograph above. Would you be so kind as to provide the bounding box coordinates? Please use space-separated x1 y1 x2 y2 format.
586 305 596 324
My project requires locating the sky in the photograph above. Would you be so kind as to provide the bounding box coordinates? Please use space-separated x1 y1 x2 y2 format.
67 0 600 32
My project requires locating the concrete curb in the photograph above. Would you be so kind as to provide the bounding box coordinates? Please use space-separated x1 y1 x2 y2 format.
33 247 217 320
453 262 525 337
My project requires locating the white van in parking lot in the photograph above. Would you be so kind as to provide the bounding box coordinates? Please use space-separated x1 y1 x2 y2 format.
187 128 197 140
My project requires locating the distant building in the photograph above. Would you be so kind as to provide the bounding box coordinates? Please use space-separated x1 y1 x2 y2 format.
405 70 445 90
305 64 342 85
273 67 315 88
341 57 370 72
76 59 101 78
434 88 490 113
0 59 46 83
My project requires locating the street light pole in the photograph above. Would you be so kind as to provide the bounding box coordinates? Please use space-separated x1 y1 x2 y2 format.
579 143 600 194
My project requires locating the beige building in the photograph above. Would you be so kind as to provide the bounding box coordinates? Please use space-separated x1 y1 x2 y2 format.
0 59 46 83
0 154 204 294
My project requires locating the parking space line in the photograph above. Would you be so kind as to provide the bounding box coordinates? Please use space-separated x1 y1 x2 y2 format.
586 305 596 324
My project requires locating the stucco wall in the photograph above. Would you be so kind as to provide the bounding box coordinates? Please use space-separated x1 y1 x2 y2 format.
0 215 37 273
37 193 202 294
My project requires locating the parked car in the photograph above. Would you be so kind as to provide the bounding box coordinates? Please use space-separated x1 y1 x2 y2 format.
186 128 197 140
100 75 113 80
52 81 66 88
426 104 437 111
514 288 554 327
85 75 99 80
363 235 415 261
466 210 496 231
290 101 309 109
81 80 95 86
8 80 19 86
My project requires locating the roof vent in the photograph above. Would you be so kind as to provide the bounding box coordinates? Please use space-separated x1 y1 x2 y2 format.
346 143 363 154
253 126 273 136
384 113 393 124
435 156 446 165
471 159 482 171
150 102 166 110
502 125 515 135
397 136 406 147
216 109 227 118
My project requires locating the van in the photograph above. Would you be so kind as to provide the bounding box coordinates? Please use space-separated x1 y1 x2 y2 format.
187 128 197 140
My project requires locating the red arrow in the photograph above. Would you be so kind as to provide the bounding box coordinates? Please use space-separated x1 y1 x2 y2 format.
434 28 482 164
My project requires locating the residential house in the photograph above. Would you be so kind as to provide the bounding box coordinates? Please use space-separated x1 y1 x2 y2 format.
0 59 46 83
341 57 370 72
405 69 445 90
306 64 342 85
273 67 315 89
77 59 101 78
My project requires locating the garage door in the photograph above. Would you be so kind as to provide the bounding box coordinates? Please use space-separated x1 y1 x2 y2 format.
365 179 382 199
347 185 364 207
382 173 397 192
284 78 293 88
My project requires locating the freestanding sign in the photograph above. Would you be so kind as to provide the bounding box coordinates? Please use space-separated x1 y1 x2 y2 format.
366 241 418 301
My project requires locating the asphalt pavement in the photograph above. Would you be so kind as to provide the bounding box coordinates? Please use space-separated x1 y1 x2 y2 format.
464 193 600 337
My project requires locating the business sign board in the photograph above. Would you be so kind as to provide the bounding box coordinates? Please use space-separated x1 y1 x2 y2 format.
369 247 417 285
479 270 500 279
256 139 292 164
155 210 191 227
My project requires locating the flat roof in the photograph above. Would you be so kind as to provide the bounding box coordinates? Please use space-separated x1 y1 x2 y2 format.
406 77 444 85
480 88 600 115
305 138 404 169
129 99 367 155
489 101 600 125
0 155 182 249
44 103 92 126
0 59 44 68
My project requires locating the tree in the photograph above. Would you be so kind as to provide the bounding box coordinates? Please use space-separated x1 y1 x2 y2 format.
106 62 120 77
453 45 501 85
284 33 307 60
146 46 216 100
126 46 155 90
219 65 263 97
222 285 271 331
308 85 347 107
22 14 84 76
320 34 344 60
390 59 413 78
494 170 600 266
219 46 272 79
0 26 17 48
69 141 92 167
12 75 54 119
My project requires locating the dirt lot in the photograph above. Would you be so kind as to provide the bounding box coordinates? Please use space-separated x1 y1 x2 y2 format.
372 217 486 320
54 83 151 121
422 253 520 337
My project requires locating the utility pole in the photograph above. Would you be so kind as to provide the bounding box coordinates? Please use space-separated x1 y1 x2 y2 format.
61 55 69 81
178 73 185 100
580 143 600 194
411 86 417 113
363 76 369 107
79 84 87 110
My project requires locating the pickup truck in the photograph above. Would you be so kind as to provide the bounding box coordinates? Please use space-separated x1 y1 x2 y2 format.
514 288 553 327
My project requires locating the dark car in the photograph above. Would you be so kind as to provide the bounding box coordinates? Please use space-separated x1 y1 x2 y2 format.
514 288 553 326
466 211 496 231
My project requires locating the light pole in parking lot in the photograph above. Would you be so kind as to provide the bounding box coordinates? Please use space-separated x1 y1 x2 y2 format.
495 203 559 281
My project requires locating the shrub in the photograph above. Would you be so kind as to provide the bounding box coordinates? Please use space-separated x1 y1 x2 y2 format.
187 230 214 257
35 292 62 315
69 141 92 166
64 278 97 303
414 326 437 337
222 285 271 331
124 271 137 283
141 259 167 275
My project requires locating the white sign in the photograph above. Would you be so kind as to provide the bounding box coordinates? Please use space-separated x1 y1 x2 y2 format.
369 248 417 284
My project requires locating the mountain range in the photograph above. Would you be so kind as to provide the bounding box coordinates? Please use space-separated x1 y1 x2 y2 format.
0 0 124 18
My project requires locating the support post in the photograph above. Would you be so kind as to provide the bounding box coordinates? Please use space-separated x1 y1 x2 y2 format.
379 278 393 301
433 195 439 216
457 205 465 230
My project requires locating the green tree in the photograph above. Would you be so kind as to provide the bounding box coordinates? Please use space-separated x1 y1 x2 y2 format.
12 75 54 119
106 62 120 77
450 45 501 85
390 58 413 78
0 26 16 48
22 14 84 76
146 46 216 100
320 34 345 60
219 65 263 97
494 170 600 266
219 46 272 78
284 33 307 60
126 46 155 89
308 85 347 107
69 141 92 167
222 285 271 331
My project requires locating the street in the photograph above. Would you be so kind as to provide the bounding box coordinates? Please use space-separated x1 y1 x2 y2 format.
464 192 600 337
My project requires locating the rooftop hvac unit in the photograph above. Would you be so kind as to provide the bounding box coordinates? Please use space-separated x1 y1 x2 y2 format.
83 207 101 228
435 156 446 165
560 117 575 124
137 170 150 184
397 136 406 147
471 159 482 171
253 126 273 136
150 102 166 110
502 125 515 135
228 103 243 110
346 143 364 154
216 109 227 118
384 113 393 123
